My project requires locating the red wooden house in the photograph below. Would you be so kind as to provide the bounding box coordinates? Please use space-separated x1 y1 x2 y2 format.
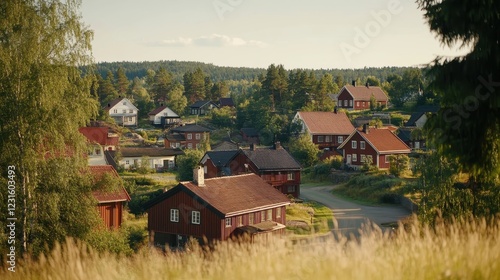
337 82 389 110
228 143 302 198
293 111 355 152
164 124 210 149
89 165 131 229
146 168 290 248
338 125 411 169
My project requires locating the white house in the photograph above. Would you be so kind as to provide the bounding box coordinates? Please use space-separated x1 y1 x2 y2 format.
148 105 180 126
118 147 184 171
104 97 139 126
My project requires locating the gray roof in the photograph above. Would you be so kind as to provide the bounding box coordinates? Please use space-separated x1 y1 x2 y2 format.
405 112 425 127
242 148 302 171
241 127 259 137
170 124 211 133
205 150 239 167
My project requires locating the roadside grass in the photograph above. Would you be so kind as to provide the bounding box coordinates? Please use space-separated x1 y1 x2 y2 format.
4 217 500 280
286 201 334 236
332 172 416 205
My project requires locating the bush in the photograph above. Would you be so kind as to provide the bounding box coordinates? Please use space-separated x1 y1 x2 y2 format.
128 189 163 216
85 229 133 256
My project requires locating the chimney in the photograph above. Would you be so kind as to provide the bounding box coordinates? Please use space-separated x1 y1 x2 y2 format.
274 141 282 150
363 124 370 134
193 166 205 187
250 143 255 151
352 80 356 87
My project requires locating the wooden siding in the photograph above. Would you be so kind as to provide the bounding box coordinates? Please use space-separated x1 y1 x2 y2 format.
337 88 354 109
148 190 223 240
165 132 209 149
97 202 123 229
204 159 220 178
221 206 287 240
342 132 379 168
312 134 349 150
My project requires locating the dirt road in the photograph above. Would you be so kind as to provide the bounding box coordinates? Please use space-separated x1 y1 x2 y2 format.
300 184 411 237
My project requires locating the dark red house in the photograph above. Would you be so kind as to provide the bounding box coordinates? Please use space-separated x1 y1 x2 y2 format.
227 143 302 198
337 83 389 110
338 125 411 169
164 124 210 149
146 169 290 248
200 150 239 178
89 165 131 229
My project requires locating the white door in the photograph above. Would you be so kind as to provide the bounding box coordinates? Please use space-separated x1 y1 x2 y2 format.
346 154 352 164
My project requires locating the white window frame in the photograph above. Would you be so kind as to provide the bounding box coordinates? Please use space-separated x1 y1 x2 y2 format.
325 135 332 142
385 155 390 163
352 140 357 149
287 172 295 181
276 207 282 218
195 133 201 140
352 154 357 162
170 209 179 222
338 136 344 143
349 100 353 107
113 109 117 113
187 143 193 149
287 185 296 193
317 135 324 143
237 216 243 226
361 154 366 163
122 109 126 114
225 217 232 227
191 211 200 224
187 133 192 140
360 141 366 150
267 209 272 221
249 213 254 225
261 211 266 222
344 100 348 107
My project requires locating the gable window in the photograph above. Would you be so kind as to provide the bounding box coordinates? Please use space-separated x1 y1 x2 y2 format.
191 211 201 224
187 133 192 140
325 135 332 142
122 109 126 114
352 154 357 162
338 136 344 143
129 109 133 113
360 141 366 150
113 109 117 113
195 133 201 140
249 213 254 225
317 135 324 143
261 210 266 222
225 217 232 227
170 209 179 222
343 100 348 107
123 102 127 105
125 160 129 165
267 209 273 221
352 140 357 149
276 207 282 218
287 172 295 181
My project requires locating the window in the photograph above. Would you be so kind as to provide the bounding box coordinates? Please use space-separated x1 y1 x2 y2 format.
237 216 243 226
362 102 366 107
287 172 295 181
113 109 117 113
267 209 272 221
385 155 390 163
249 213 254 225
338 136 344 143
191 211 200 224
356 101 360 107
123 102 127 105
276 207 282 218
128 117 133 121
287 185 296 193
352 140 357 149
195 133 201 140
361 155 366 163
125 160 129 165
122 109 126 113
95 148 101 155
360 141 366 150
325 135 332 142
129 109 133 113
349 100 353 107
352 154 357 162
343 100 348 107
317 135 324 143
187 143 193 149
261 211 266 222
225 217 232 227
170 209 179 222
187 133 192 140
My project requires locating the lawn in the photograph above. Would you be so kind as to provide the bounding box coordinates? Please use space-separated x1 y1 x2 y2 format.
286 201 334 236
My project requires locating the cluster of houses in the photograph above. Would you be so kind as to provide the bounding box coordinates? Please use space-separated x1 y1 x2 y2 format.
81 84 436 247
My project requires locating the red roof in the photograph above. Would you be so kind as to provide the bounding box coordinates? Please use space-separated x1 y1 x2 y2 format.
89 165 130 203
346 128 410 153
296 111 355 135
148 174 290 217
343 85 388 102
79 127 119 146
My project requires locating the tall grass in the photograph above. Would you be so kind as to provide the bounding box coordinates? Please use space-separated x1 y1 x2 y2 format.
2 217 499 280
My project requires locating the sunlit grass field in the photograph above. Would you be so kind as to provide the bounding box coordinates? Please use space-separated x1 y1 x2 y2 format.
2 216 499 280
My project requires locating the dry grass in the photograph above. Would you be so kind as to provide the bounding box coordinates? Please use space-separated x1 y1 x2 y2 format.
2 216 500 280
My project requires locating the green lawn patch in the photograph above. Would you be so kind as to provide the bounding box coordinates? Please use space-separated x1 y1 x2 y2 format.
286 201 334 235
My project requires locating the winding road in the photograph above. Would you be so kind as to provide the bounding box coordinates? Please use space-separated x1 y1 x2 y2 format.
300 184 411 237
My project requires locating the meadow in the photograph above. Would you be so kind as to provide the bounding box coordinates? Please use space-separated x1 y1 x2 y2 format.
2 216 499 280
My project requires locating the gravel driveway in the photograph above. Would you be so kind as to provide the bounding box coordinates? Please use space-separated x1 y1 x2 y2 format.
300 184 411 238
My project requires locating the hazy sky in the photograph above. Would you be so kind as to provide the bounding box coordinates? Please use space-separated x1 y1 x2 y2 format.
80 0 468 69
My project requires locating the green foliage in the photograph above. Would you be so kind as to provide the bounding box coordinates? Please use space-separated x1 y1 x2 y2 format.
85 229 133 256
383 69 424 107
388 154 410 177
288 134 319 167
334 173 405 204
176 149 205 181
137 156 153 175
128 189 163 216
209 107 235 128
0 0 100 256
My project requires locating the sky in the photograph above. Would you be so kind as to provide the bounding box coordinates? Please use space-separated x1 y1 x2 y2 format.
80 0 468 70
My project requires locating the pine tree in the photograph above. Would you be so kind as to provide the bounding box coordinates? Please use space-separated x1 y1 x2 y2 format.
115 67 130 96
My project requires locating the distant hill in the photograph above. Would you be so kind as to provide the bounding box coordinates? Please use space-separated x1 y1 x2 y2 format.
94 60 420 83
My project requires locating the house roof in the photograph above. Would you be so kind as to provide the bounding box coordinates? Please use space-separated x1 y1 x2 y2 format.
338 127 410 154
396 128 412 143
170 124 211 133
103 97 138 111
89 165 130 203
120 147 184 158
242 147 302 171
405 111 426 127
241 127 259 137
202 150 239 167
342 85 388 102
166 133 186 142
296 111 355 135
190 100 217 108
212 141 239 151
148 105 179 117
219 97 235 107
79 127 119 146
146 173 290 217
